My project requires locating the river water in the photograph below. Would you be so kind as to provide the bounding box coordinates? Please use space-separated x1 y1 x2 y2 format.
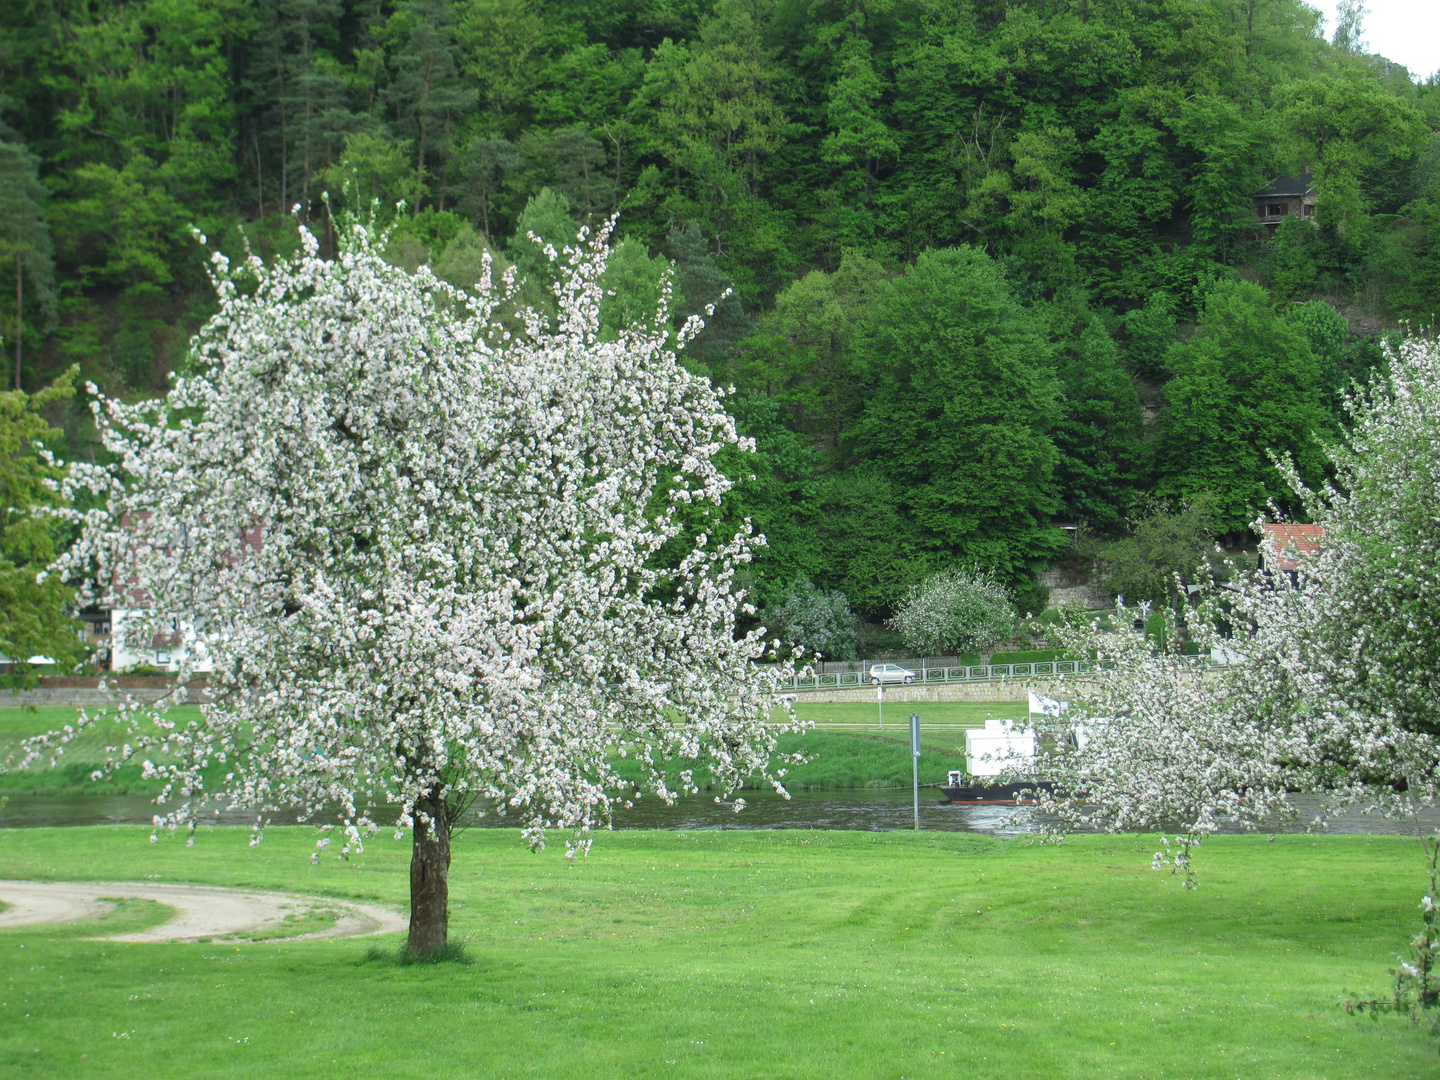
3 788 1438 837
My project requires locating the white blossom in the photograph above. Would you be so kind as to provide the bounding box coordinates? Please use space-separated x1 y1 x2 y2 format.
25 216 800 946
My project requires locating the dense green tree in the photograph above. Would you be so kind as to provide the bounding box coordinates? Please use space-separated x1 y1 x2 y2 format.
449 135 524 239
663 220 754 363
729 250 886 447
1123 291 1177 380
1267 213 1323 300
0 370 84 684
632 2 792 296
506 186 580 284
1172 95 1275 261
433 220 503 290
454 0 548 132
385 0 477 211
1155 279 1331 531
1283 298 1351 411
540 124 613 223
1278 69 1427 235
707 392 822 608
1097 495 1218 608
848 246 1062 580
253 0 351 218
596 238 676 339
51 159 190 291
965 125 1088 293
809 466 923 619
1079 108 1184 304
321 131 425 217
815 5 897 244
1392 193 1440 324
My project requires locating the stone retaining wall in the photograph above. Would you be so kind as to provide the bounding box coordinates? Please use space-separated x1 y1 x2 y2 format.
1 677 211 709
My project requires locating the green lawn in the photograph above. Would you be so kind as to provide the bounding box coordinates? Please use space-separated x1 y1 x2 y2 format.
2 704 1016 794
0 826 1433 1078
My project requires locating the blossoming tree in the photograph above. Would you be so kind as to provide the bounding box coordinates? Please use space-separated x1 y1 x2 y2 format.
1028 335 1440 851
1022 334 1440 1021
889 566 1015 658
46 221 798 955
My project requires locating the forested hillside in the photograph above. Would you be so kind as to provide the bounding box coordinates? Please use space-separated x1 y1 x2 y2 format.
3 0 1438 645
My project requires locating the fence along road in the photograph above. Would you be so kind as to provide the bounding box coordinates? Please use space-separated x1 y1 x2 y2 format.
775 656 1214 694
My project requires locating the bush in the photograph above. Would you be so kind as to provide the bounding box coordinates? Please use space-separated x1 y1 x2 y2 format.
767 577 859 661
1099 496 1219 605
888 567 1016 657
989 649 1067 664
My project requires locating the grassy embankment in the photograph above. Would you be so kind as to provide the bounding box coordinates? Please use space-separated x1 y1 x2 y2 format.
1 702 1025 795
0 825 1434 1078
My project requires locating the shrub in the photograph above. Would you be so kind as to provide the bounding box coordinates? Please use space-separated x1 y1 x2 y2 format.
767 577 858 661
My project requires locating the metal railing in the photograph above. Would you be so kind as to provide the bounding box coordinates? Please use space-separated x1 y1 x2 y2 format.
776 655 1212 693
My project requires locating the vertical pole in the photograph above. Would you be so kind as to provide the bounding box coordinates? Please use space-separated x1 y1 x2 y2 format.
877 682 884 730
910 712 921 831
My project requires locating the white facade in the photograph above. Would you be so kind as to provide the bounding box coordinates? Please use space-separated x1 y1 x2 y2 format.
107 608 214 674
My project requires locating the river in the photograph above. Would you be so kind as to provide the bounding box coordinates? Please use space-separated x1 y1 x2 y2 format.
3 788 1438 837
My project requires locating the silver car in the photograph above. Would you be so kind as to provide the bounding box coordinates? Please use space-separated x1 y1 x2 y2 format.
869 663 915 685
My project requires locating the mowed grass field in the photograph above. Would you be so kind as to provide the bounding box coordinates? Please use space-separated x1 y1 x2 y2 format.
793 699 1025 754
1 825 1435 1079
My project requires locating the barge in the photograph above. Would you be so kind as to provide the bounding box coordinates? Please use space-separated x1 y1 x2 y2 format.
943 718 1052 805
940 773 1055 804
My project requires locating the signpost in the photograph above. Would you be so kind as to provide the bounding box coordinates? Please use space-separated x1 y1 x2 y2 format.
910 712 921 831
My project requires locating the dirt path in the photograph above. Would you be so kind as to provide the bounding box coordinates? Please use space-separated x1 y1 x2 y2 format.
0 880 406 943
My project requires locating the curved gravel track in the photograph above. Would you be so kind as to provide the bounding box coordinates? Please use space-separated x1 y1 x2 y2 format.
0 880 406 942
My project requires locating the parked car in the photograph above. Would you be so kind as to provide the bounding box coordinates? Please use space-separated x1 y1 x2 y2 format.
868 663 915 685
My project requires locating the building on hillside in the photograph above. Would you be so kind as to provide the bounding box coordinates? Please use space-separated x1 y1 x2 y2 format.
1253 174 1318 235
1258 522 1324 585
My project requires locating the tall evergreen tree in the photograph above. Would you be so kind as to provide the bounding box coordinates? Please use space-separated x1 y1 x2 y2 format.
386 0 477 212
0 140 55 390
1046 305 1144 531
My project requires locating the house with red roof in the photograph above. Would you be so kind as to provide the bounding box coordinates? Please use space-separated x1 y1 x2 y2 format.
1258 522 1324 582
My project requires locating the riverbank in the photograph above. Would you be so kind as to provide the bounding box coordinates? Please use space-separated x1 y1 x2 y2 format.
0 825 1431 1078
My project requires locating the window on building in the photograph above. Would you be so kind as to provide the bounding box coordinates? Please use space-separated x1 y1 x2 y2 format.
1266 203 1286 217
1303 203 1314 216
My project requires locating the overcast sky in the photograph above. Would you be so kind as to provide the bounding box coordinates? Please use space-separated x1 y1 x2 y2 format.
1317 1 1440 80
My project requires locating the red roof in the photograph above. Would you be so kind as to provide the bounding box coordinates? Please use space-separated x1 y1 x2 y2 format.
1260 523 1323 571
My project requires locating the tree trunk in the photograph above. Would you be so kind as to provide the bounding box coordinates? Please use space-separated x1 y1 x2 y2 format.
14 251 22 392
407 791 451 954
